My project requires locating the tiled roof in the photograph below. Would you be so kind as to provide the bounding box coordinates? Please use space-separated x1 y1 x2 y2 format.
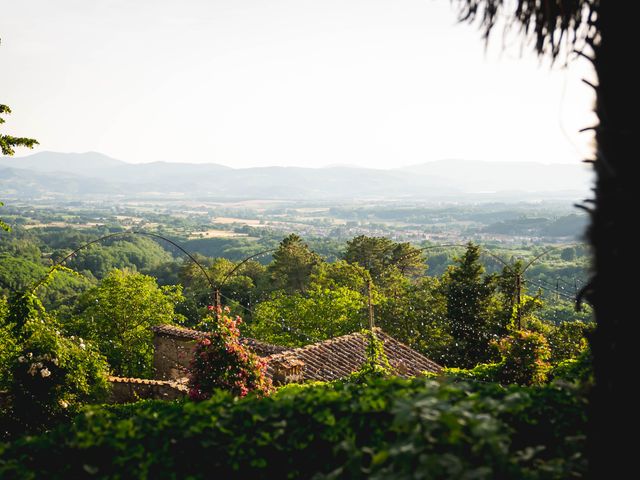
152 324 205 340
265 329 442 382
241 337 289 356
151 324 288 356
108 376 188 392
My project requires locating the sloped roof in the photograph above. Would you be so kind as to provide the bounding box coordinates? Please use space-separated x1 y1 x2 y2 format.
153 324 204 340
151 324 288 357
108 376 188 392
266 328 442 382
241 337 290 356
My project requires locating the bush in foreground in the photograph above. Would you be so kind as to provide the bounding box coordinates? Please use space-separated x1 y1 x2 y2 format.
0 377 586 479
1 292 110 439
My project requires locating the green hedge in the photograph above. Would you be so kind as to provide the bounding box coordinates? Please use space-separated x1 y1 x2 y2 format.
0 377 587 479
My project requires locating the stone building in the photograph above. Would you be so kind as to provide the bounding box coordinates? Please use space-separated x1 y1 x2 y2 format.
151 324 441 385
151 324 288 382
107 324 442 402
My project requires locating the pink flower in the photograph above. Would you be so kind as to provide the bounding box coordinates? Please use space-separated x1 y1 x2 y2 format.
207 305 214 311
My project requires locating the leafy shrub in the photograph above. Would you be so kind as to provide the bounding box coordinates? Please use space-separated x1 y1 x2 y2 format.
188 307 271 399
0 378 587 479
550 349 593 385
494 330 551 385
442 330 552 386
441 362 502 383
0 307 18 389
1 292 110 438
546 320 592 364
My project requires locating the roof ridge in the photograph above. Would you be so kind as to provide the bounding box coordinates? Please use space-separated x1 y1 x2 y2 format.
108 375 181 386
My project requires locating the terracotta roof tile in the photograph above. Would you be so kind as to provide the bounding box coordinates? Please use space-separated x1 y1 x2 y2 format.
151 324 288 356
152 324 204 340
241 337 289 356
108 376 188 392
265 329 441 382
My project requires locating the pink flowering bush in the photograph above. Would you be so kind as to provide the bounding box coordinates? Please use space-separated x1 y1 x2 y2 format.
188 306 272 400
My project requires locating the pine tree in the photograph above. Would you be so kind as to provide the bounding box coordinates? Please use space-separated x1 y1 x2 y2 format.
268 234 321 293
441 242 496 367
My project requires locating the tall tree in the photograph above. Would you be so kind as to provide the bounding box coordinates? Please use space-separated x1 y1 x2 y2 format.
250 285 366 347
68 269 185 377
441 242 497 367
344 235 425 283
376 276 451 363
268 234 322 293
344 236 394 278
455 1 628 474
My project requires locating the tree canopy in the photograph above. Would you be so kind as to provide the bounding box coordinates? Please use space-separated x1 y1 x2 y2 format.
66 269 185 377
0 104 38 231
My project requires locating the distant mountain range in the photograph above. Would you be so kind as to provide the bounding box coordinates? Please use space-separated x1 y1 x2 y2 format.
0 151 592 201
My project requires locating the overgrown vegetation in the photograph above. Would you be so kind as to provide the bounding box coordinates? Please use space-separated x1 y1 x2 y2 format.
0 222 591 385
0 378 587 479
0 213 592 468
1 288 110 439
188 307 271 399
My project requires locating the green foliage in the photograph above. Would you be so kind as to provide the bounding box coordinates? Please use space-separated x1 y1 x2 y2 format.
443 330 552 386
375 277 452 363
441 362 502 383
344 235 425 283
0 378 587 478
188 308 271 399
175 256 268 326
1 291 109 438
546 320 592 364
0 104 39 156
268 234 322 293
0 254 47 292
67 236 174 279
249 284 366 346
0 255 96 314
0 298 18 388
539 301 593 325
0 104 38 231
344 235 395 278
550 349 593 385
347 329 393 383
310 259 370 292
441 242 499 367
494 330 551 386
68 269 185 377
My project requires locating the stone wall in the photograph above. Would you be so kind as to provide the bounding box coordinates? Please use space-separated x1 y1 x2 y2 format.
153 334 197 381
108 377 187 403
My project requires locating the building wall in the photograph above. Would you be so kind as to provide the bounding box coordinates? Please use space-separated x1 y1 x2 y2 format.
108 380 187 403
153 335 197 381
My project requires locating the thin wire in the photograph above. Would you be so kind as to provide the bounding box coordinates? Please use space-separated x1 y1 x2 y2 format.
28 230 216 295
526 279 576 300
218 291 321 343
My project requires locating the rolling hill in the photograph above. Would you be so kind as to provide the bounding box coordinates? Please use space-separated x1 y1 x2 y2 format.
0 152 592 201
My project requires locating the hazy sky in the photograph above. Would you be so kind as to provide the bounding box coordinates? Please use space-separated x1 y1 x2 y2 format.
1 0 595 168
